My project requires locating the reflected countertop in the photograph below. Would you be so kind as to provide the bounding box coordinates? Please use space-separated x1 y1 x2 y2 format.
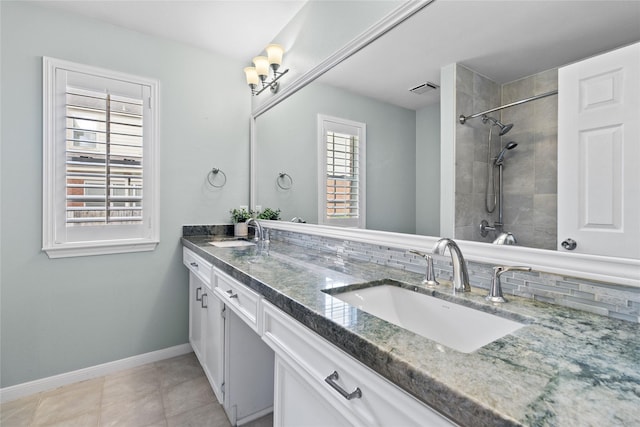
182 236 640 426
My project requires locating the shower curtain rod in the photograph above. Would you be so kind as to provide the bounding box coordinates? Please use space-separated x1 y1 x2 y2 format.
458 89 558 124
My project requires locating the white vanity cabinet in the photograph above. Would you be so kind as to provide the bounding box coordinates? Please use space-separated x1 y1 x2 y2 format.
262 301 456 427
183 248 225 403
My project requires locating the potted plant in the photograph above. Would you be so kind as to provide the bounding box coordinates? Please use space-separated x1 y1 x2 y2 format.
257 207 281 221
230 208 252 237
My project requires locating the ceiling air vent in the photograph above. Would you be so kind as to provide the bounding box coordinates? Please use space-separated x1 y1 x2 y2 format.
409 82 439 95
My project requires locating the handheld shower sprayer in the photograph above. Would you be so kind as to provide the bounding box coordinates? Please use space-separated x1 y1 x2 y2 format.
495 142 518 166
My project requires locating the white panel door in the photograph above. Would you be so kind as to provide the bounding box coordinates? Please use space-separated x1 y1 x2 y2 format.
558 42 640 259
189 273 204 361
203 293 224 404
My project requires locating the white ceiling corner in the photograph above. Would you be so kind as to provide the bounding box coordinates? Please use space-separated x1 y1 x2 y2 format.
27 0 307 63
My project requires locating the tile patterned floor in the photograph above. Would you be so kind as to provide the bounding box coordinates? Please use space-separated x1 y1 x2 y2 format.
1 353 272 427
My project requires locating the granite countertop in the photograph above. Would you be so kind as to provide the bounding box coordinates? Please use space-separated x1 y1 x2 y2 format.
182 236 640 427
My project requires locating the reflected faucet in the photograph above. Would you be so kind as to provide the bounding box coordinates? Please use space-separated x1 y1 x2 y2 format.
432 238 471 292
245 218 264 241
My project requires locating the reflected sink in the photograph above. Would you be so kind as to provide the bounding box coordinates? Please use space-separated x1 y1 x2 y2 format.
208 240 255 248
325 282 525 353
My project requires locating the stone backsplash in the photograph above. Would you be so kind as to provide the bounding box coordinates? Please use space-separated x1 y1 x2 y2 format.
269 228 640 323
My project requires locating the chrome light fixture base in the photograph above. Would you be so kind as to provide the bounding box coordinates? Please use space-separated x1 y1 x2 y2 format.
250 69 289 96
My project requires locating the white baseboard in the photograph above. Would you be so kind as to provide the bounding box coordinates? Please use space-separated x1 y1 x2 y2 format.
0 343 193 404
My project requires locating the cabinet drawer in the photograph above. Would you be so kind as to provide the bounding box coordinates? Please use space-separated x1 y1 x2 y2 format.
183 247 213 286
214 268 261 332
262 301 454 427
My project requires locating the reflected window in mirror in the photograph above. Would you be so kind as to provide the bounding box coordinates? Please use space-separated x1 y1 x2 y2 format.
318 115 366 228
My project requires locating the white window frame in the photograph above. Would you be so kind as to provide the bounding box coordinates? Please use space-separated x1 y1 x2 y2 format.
42 57 160 258
317 114 366 228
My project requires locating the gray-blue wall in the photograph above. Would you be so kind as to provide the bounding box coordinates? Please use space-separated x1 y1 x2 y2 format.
0 1 250 387
416 104 441 236
256 82 417 233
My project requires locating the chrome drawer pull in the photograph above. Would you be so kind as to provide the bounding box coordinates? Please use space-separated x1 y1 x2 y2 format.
196 287 202 301
226 289 233 294
201 293 208 308
229 293 239 299
190 262 198 268
324 371 362 400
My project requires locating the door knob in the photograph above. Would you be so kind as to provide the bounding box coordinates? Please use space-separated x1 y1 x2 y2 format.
561 238 577 250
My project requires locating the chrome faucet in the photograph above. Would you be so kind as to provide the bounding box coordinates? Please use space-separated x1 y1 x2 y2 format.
432 238 470 292
245 218 264 241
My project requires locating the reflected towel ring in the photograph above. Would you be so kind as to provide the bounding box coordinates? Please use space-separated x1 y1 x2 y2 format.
207 168 227 188
277 172 293 190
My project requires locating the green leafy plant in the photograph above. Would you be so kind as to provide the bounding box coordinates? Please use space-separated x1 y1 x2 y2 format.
257 208 281 220
230 208 252 223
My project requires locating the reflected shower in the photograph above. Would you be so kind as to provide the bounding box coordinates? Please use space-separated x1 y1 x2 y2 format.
482 115 513 136
481 139 518 244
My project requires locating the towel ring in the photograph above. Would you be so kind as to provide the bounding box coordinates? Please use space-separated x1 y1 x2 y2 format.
207 168 227 188
277 172 293 190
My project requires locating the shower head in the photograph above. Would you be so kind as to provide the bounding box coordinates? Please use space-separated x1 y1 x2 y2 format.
499 122 514 136
482 115 514 136
495 141 518 166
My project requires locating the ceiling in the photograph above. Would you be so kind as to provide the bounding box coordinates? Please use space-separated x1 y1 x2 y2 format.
27 0 307 62
25 1 640 111
319 0 640 110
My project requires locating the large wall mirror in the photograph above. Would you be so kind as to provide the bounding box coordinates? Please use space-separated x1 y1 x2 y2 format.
251 0 640 283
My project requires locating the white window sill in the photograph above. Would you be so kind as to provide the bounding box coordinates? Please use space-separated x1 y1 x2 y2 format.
43 240 159 259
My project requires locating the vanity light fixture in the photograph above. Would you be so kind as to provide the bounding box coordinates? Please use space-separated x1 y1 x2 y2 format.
244 44 289 96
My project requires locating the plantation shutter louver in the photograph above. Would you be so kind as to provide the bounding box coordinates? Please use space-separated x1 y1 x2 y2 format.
326 131 359 219
65 87 144 225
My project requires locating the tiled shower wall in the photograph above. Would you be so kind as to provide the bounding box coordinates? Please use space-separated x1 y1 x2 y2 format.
454 65 501 242
501 69 558 250
454 64 558 250
269 228 640 323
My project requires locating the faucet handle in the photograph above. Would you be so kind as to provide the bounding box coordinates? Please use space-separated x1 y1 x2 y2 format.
409 249 427 258
495 265 531 274
486 265 531 303
410 250 440 288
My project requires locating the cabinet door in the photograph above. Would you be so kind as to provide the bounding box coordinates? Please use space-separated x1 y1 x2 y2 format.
188 272 204 361
274 355 353 427
203 292 224 404
558 42 640 258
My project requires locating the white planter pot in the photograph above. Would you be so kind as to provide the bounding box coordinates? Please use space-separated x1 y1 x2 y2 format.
234 223 248 237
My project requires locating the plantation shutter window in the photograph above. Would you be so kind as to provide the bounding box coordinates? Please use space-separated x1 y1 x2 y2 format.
43 57 159 258
318 115 366 228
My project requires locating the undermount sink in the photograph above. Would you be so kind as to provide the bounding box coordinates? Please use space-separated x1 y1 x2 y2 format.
324 282 525 353
208 240 256 248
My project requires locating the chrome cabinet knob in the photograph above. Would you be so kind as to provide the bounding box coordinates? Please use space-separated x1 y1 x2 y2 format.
561 238 577 250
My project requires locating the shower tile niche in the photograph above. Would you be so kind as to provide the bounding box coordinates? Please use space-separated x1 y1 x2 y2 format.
454 64 558 250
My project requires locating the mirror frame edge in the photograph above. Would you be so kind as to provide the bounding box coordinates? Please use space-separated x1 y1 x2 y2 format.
249 1 640 288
